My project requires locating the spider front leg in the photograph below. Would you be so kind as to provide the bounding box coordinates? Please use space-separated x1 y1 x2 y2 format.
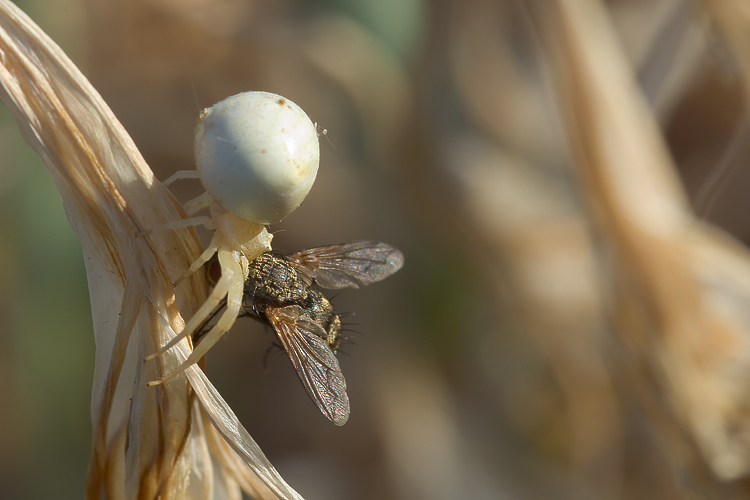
163 169 201 186
140 215 213 237
172 229 223 287
174 248 245 370
147 247 245 385
144 271 230 375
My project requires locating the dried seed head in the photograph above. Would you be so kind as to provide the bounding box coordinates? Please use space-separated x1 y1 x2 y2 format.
194 91 320 224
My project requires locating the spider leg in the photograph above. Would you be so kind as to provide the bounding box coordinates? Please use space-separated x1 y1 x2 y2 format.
144 266 231 364
175 252 244 369
163 169 201 186
148 248 244 385
141 215 214 236
184 192 213 216
193 300 227 343
172 230 223 287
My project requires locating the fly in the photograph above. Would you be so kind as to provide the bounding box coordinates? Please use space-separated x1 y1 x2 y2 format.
200 240 404 425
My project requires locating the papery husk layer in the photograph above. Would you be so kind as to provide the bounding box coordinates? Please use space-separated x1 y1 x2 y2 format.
0 1 302 498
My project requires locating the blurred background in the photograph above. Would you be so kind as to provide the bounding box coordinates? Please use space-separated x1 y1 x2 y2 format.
4 0 750 498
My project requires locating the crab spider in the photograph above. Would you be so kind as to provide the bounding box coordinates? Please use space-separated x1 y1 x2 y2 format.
145 91 320 385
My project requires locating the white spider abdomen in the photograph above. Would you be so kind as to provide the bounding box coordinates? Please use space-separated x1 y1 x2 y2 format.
195 91 320 224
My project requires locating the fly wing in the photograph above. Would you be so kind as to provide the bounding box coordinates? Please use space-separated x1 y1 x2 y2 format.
266 305 350 425
286 240 404 289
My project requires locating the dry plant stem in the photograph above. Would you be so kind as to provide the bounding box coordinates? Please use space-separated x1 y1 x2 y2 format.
693 116 750 218
635 0 698 107
444 2 620 484
0 1 303 498
707 0 750 105
541 0 750 481
0 8 197 498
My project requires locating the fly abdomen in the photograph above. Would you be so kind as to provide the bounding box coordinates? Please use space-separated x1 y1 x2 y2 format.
301 289 342 352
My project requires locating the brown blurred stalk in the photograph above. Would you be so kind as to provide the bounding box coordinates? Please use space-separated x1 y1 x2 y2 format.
537 0 750 485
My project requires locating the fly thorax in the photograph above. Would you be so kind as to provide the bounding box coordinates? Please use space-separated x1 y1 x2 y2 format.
247 253 308 304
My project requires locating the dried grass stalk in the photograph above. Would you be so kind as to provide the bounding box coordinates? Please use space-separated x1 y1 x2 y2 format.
706 0 750 105
540 0 750 481
0 1 302 498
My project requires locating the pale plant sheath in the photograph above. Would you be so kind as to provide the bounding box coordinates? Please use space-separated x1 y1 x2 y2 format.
541 0 750 481
0 1 302 499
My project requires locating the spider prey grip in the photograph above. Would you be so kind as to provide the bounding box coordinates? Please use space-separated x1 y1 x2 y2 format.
145 92 402 426
201 240 404 426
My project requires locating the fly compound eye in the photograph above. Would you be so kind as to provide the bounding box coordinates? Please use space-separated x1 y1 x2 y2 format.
194 91 320 224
